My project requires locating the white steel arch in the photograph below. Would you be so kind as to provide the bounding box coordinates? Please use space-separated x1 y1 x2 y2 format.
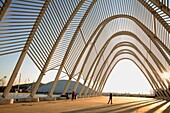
0 0 169 100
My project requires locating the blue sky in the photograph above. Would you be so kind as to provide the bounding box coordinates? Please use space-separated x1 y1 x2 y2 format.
1 0 163 94
0 52 153 94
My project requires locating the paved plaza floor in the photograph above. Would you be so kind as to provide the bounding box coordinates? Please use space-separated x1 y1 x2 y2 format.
0 96 170 113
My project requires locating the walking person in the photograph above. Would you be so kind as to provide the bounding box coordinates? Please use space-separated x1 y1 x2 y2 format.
107 93 112 104
74 93 77 100
72 91 75 100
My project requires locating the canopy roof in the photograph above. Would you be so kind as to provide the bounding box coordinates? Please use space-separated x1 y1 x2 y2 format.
0 0 170 99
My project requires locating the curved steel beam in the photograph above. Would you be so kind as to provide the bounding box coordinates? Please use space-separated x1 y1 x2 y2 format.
106 15 170 63
98 57 164 98
73 25 106 94
148 0 170 16
138 0 170 33
86 43 169 97
30 0 86 97
98 50 167 97
100 51 168 97
2 0 51 98
49 0 97 96
88 41 167 96
101 15 170 63
74 15 170 96
78 31 167 96
96 58 159 96
0 0 12 21
90 44 169 97
97 58 163 97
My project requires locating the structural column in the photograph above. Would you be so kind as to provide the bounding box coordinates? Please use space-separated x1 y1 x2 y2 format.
2 0 50 98
76 26 106 96
61 1 97 95
30 0 85 97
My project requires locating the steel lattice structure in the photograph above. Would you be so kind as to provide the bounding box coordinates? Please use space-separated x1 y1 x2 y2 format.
0 0 170 100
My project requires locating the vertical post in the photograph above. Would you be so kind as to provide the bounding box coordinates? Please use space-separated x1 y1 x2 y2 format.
154 12 170 91
78 25 105 96
91 71 103 96
73 73 82 92
53 1 96 96
46 0 86 97
97 60 113 96
85 44 111 96
90 66 103 96
31 1 85 97
62 78 72 94
92 61 108 96
97 66 112 96
97 69 109 96
76 26 106 96
2 0 50 98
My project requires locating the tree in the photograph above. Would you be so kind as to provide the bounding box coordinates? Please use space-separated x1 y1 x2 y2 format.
0 76 7 86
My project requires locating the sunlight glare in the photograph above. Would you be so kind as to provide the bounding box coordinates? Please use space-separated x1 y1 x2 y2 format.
162 72 170 79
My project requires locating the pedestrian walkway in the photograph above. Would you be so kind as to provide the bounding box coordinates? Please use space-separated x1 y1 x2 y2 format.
0 96 170 113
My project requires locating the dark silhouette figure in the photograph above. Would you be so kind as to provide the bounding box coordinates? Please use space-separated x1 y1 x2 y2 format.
66 93 69 99
72 91 75 100
107 93 112 104
74 93 77 100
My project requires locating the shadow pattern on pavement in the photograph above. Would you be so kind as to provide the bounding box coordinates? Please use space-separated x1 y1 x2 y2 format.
62 99 170 113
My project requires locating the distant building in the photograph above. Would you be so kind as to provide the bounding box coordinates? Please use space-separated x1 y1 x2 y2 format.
37 80 90 94
0 80 90 94
0 82 43 93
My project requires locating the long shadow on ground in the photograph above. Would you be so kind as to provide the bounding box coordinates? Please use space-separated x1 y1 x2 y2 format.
62 98 169 113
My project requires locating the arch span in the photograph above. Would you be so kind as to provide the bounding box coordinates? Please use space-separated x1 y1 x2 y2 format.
85 45 170 97
0 0 169 101
77 31 168 96
70 15 169 97
98 58 164 97
98 51 168 98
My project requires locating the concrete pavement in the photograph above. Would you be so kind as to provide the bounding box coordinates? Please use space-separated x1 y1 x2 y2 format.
0 96 170 113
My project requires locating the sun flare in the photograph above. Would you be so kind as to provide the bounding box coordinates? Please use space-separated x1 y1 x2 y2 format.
162 72 170 79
